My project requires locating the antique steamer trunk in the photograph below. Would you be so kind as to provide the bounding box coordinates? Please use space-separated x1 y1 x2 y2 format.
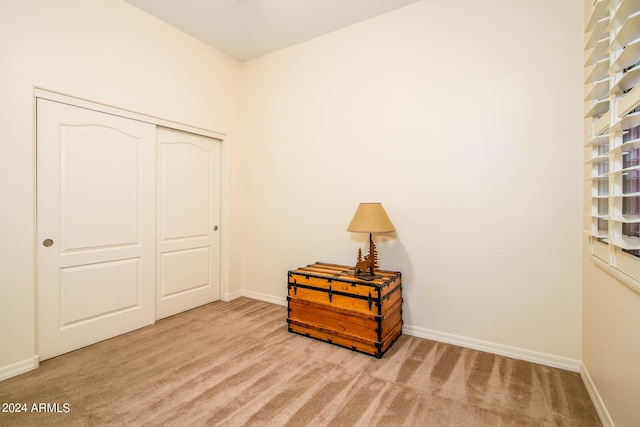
287 262 402 358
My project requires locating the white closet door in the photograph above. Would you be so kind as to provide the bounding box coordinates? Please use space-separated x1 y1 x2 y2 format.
37 99 156 360
156 127 221 320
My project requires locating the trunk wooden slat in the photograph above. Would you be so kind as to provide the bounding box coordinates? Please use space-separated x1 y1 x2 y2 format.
287 262 402 358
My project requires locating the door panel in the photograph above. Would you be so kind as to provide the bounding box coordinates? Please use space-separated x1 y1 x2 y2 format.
161 142 211 240
37 99 155 360
60 259 140 326
156 127 221 319
61 126 140 250
161 248 210 296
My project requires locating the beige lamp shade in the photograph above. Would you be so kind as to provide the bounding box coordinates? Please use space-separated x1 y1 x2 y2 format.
347 203 395 233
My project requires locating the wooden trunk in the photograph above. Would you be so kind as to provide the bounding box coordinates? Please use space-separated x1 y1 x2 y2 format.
287 262 402 358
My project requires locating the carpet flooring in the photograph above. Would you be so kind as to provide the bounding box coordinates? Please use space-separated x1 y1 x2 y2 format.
0 297 601 426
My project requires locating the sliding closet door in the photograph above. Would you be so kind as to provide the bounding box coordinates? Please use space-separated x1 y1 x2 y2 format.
37 99 156 360
156 127 221 320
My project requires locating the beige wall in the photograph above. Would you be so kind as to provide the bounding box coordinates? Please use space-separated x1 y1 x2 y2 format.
0 0 241 373
582 255 640 426
240 0 585 367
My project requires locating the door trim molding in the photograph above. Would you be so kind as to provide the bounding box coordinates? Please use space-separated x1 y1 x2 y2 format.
34 87 230 308
34 88 226 140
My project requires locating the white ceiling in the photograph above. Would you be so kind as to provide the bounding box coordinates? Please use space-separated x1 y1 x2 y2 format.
125 0 421 62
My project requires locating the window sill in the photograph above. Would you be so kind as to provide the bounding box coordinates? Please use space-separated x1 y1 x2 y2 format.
590 254 640 296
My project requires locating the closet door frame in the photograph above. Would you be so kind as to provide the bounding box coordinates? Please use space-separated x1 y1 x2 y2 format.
34 87 230 312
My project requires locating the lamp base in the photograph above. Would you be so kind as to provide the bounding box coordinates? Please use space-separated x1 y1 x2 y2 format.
353 233 380 279
350 271 382 281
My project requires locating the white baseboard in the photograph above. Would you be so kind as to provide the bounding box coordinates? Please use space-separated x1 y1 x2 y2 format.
402 324 581 372
240 290 287 306
0 356 39 381
222 290 243 302
580 362 614 427
238 291 581 372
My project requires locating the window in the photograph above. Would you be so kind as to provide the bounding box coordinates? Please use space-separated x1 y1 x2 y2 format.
584 0 640 293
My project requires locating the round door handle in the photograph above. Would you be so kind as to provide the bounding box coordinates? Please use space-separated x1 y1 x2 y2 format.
213 226 219 231
43 239 54 247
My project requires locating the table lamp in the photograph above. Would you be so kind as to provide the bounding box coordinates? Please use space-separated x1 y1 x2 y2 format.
347 202 395 279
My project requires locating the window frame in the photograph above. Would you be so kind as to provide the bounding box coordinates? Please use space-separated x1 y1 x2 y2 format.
584 0 640 296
